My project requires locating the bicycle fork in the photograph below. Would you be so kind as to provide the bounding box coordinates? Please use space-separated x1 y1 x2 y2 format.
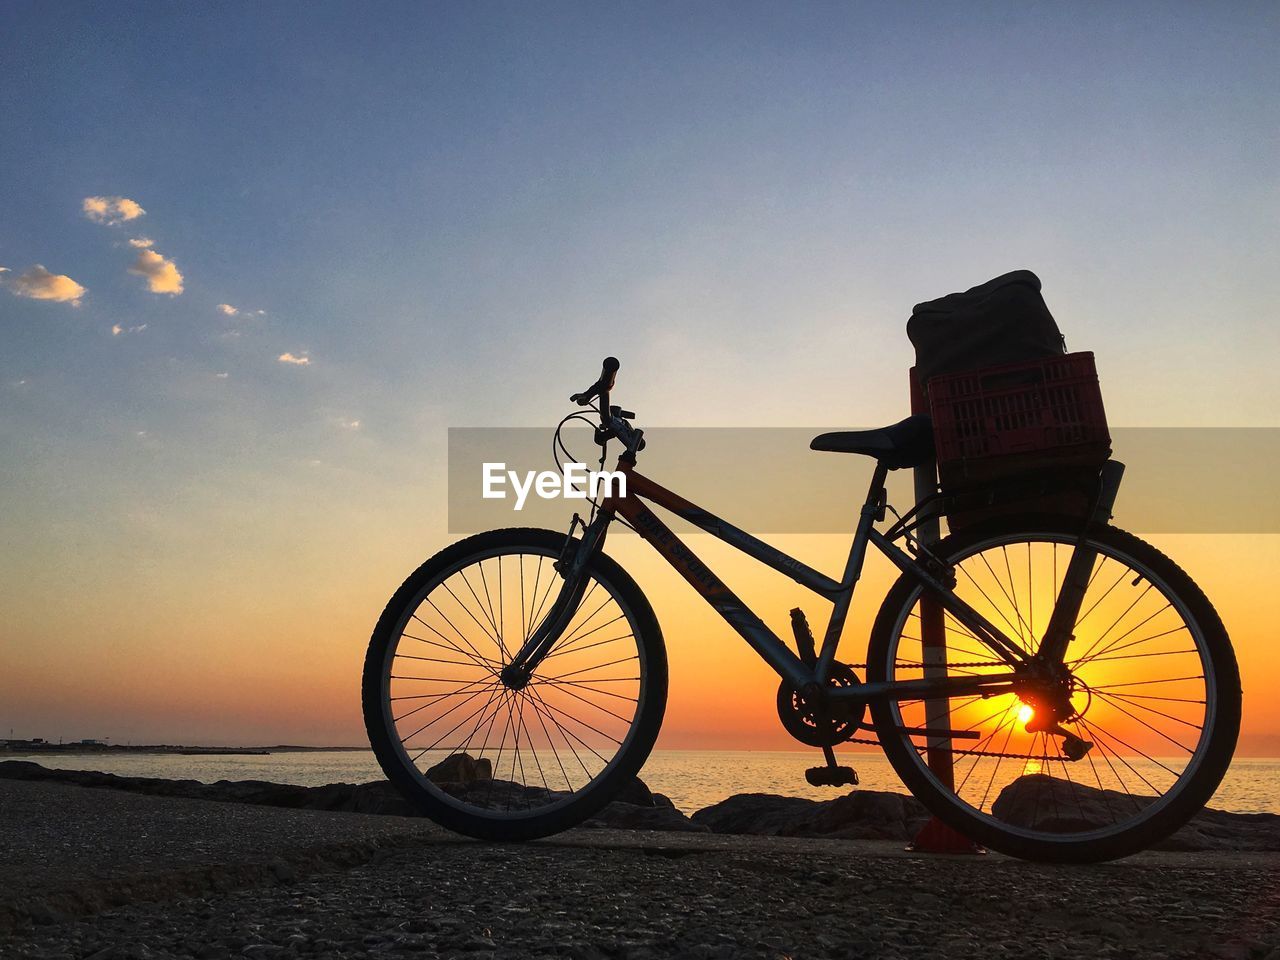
1022 459 1126 756
498 510 612 689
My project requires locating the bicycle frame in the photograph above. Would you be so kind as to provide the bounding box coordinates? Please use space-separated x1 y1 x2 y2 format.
504 454 1048 707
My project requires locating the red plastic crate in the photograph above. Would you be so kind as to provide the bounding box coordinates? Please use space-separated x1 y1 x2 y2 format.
929 352 1110 473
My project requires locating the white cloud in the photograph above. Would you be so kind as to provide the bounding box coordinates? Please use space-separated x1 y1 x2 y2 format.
337 417 362 430
128 237 154 248
128 248 184 295
218 303 265 318
111 324 121 336
214 372 229 379
111 323 147 336
83 196 146 225
278 352 311 366
3 264 86 305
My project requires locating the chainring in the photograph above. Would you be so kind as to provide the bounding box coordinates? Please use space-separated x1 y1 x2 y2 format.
776 662 868 747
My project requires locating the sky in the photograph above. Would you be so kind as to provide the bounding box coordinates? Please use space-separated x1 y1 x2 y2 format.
2 1 1278 750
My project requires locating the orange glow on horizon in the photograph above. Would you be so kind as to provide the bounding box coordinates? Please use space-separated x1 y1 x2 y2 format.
5 526 1279 756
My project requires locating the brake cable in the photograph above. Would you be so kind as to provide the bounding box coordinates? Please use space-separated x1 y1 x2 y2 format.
551 409 636 532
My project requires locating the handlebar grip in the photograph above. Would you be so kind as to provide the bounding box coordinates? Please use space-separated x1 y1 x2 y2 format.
601 356 619 390
569 357 621 405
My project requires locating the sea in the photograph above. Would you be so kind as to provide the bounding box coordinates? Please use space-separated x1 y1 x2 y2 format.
7 749 1279 816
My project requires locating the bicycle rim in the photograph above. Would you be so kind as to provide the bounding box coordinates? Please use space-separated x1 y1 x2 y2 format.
872 526 1228 849
373 541 652 824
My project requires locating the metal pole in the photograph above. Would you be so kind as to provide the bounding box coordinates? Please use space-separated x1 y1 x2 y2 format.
908 367 981 853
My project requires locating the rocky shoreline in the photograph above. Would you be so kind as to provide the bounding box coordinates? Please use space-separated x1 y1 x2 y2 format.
3 772 1280 959
3 759 1278 852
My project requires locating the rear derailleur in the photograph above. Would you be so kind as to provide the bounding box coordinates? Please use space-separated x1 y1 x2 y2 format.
1017 663 1095 762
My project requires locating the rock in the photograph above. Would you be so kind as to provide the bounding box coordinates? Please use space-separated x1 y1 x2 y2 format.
425 753 493 785
5 759 1278 849
808 791 932 840
578 777 707 832
1154 807 1280 853
690 793 821 836
689 790 928 840
611 777 655 806
991 774 1134 833
992 774 1280 851
348 781 417 817
586 801 708 833
446 777 564 809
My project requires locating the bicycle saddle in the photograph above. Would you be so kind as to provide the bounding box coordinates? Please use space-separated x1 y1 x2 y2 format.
810 415 935 470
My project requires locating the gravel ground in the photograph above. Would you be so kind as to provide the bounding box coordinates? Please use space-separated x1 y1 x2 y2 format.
4 781 1279 960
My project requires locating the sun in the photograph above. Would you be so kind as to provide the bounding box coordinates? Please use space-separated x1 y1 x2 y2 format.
1017 703 1035 726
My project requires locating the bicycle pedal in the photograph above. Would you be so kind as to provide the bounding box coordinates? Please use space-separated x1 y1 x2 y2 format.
805 765 859 788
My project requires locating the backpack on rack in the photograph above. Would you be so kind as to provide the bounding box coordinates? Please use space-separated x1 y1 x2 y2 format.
907 270 1065 384
906 271 1111 531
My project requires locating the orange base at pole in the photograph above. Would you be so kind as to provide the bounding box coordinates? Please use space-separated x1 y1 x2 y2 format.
908 816 986 855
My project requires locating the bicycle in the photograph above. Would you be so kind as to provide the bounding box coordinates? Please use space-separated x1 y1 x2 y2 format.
363 357 1241 862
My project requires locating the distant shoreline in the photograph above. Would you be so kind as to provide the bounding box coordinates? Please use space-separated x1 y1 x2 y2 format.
0 745 370 757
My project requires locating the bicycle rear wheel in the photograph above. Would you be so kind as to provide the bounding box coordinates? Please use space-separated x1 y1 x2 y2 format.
868 518 1240 862
363 527 667 840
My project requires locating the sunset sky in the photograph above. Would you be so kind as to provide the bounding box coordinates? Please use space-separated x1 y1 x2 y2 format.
2 2 1277 752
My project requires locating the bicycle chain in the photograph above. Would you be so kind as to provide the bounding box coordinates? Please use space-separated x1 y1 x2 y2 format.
841 735 1056 761
847 660 1009 670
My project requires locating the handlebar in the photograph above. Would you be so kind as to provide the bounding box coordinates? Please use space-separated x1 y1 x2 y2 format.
567 356 645 456
569 356 620 406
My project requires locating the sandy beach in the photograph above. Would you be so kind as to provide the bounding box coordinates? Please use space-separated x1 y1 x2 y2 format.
4 775 1279 960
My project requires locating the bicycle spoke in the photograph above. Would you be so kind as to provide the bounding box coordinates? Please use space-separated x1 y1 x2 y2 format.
1069 625 1188 667
441 580 501 650
393 678 502 723
403 630 497 670
1091 692 1196 753
526 683 595 779
524 688 575 793
1100 690 1204 729
458 566 501 646
881 528 1222 849
537 679 636 726
541 631 635 663
477 558 508 661
409 613 497 670
531 677 641 702
527 560 562 638
377 544 646 824
425 598 496 671
543 617 630 660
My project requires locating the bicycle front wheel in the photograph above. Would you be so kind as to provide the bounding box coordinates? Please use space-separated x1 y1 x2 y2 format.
363 527 667 841
868 518 1240 862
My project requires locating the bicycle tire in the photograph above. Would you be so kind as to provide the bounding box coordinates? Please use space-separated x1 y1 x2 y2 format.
868 517 1241 863
363 527 668 841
